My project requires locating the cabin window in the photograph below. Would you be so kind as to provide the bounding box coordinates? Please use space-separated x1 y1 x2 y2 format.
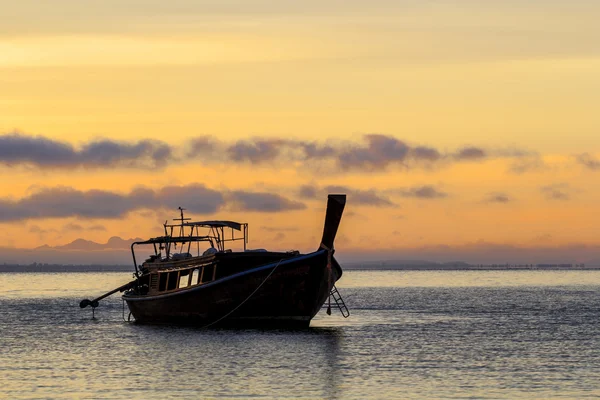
178 271 190 289
191 269 200 285
158 273 168 291
167 272 178 291
150 274 159 290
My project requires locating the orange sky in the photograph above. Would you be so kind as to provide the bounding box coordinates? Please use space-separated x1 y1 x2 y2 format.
1 1 599 256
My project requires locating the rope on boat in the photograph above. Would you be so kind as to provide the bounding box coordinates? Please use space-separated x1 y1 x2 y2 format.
200 258 284 329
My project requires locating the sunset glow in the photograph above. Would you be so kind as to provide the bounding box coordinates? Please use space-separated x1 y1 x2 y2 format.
1 1 599 262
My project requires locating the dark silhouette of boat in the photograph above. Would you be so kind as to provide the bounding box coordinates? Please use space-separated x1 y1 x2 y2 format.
80 194 349 327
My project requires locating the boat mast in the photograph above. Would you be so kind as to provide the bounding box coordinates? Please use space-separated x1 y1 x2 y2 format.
176 207 191 238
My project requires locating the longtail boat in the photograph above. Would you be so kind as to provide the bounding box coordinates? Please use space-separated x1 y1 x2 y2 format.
80 194 349 327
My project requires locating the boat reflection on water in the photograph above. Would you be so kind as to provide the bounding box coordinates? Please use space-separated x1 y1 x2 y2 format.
81 194 350 327
125 322 344 397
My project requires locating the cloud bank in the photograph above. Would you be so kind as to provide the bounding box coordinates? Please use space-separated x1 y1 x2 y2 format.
0 133 172 168
299 184 395 206
0 184 305 222
1 132 529 172
299 183 449 205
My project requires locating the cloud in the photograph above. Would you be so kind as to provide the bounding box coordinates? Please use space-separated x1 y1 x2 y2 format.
185 136 218 158
411 146 442 162
62 222 84 232
344 211 365 219
2 132 535 173
0 184 303 222
224 138 336 164
28 224 58 238
299 142 336 159
0 133 172 169
221 134 442 170
507 156 546 174
227 139 285 163
335 137 492 170
155 184 225 214
484 192 511 203
79 139 172 168
576 153 600 170
212 136 524 172
0 187 141 221
299 184 319 199
337 134 411 170
61 222 107 232
227 191 306 212
540 184 571 200
396 185 448 199
327 185 395 206
0 133 75 166
29 222 107 235
300 183 448 204
453 146 487 161
29 225 50 234
299 184 395 206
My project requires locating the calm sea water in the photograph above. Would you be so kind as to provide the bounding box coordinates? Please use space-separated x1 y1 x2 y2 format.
2 270 600 399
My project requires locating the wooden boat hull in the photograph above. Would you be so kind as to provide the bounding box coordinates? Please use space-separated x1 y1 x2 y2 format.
123 249 340 327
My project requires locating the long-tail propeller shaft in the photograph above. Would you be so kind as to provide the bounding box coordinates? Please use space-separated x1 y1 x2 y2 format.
80 280 137 309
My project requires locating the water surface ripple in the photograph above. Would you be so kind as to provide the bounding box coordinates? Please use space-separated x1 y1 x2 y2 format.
1 271 600 399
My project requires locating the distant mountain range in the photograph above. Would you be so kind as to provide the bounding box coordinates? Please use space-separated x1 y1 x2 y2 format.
0 236 144 265
36 236 145 251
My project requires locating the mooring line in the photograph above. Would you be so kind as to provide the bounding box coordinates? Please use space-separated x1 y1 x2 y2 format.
200 258 284 329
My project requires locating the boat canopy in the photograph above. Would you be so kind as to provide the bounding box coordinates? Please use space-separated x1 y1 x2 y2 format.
130 211 249 275
132 236 214 246
180 220 244 231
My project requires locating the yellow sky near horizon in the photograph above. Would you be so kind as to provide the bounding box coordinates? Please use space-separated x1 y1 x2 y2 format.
1 0 599 253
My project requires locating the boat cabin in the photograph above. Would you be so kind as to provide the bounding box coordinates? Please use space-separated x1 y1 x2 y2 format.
132 218 248 269
129 210 299 297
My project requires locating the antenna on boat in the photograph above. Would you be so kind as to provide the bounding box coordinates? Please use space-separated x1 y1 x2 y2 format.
175 206 191 237
175 206 191 224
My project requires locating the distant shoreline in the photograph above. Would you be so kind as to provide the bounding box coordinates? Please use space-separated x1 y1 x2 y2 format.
344 266 600 271
0 265 133 273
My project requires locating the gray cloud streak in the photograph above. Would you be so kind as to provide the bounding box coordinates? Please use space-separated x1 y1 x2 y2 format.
300 183 449 204
0 133 172 168
326 185 396 206
227 139 285 163
484 192 511 203
220 134 491 170
228 191 306 212
576 153 600 170
2 132 532 172
397 185 448 199
540 184 571 200
299 184 395 206
0 184 305 222
453 146 487 161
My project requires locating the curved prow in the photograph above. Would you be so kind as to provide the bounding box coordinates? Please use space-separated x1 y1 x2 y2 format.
319 194 346 251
